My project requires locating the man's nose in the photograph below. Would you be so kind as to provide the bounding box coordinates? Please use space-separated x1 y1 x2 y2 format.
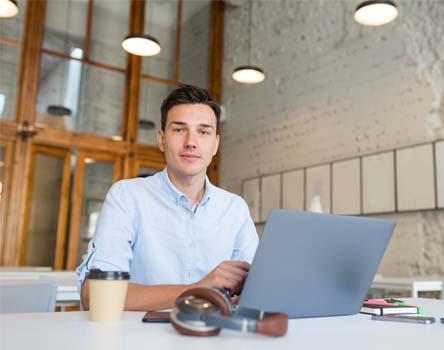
184 132 197 149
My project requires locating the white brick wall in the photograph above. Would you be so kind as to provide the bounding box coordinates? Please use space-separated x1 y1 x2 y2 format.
221 0 444 277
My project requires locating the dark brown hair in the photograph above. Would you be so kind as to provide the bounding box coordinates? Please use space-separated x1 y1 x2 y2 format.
160 84 220 132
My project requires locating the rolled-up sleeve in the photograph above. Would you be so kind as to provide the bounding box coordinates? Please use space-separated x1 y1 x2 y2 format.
230 198 259 263
76 180 137 291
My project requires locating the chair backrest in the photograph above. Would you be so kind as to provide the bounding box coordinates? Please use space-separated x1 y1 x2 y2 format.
0 283 57 313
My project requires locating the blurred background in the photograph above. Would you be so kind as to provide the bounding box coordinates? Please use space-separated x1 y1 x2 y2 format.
0 0 443 303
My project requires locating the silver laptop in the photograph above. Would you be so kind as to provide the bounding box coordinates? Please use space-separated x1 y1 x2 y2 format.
238 210 395 318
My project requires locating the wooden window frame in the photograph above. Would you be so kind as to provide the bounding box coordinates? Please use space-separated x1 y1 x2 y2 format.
0 140 14 263
1 0 224 267
66 150 123 269
19 144 71 269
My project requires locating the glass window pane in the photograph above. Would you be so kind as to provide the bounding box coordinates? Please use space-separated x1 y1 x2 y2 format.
0 0 26 41
0 44 21 121
90 0 129 68
78 159 114 264
77 64 124 137
138 80 172 144
37 53 124 138
143 0 178 81
25 153 64 267
43 0 88 57
179 0 210 88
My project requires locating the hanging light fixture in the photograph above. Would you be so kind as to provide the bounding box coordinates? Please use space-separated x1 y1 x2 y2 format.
232 0 265 84
0 0 18 18
122 34 161 57
354 1 398 26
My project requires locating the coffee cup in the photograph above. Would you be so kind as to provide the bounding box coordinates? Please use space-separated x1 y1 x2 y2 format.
87 269 130 322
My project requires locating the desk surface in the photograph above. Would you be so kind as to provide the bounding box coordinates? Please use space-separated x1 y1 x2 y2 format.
1 298 443 350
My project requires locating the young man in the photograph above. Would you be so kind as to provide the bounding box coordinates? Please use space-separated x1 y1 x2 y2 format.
77 85 258 311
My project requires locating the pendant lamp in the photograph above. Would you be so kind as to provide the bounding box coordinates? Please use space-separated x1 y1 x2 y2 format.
232 0 265 84
0 0 18 18
122 34 161 57
354 1 398 26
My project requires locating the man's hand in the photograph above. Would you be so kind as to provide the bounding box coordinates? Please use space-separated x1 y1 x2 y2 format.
194 260 250 295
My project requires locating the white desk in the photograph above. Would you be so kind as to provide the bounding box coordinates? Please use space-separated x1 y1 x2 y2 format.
372 276 444 299
0 271 79 306
1 298 443 350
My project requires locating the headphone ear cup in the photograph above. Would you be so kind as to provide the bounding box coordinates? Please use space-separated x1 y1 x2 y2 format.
170 287 233 337
170 310 221 336
255 313 288 337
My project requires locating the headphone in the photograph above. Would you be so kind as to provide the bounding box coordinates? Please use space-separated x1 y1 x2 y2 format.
170 287 288 337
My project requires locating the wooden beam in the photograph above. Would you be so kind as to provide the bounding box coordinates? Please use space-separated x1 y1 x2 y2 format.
32 125 129 154
173 0 183 83
206 0 224 184
83 0 94 60
2 0 47 266
122 0 145 179
41 48 127 74
207 0 224 104
53 149 72 270
66 153 86 270
0 140 14 264
17 143 36 266
15 0 47 125
0 121 19 140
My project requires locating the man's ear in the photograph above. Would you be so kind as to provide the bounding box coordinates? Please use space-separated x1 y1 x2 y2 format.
157 129 165 152
212 133 220 156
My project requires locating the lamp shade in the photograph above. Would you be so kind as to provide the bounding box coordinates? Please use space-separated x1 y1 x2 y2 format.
232 65 265 84
354 1 398 26
0 0 18 18
122 34 161 57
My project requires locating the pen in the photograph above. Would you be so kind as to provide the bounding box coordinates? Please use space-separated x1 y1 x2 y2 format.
384 298 404 304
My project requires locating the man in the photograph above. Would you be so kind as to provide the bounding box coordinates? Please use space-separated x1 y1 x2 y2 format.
77 85 258 311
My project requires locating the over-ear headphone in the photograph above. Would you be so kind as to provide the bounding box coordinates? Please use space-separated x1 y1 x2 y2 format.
170 287 288 337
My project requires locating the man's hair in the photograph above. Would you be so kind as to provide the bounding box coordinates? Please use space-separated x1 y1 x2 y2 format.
160 84 220 132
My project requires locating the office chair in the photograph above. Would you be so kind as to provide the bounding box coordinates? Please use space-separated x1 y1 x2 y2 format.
0 283 57 313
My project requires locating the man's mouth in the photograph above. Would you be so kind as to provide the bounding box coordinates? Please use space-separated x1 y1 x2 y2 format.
180 154 201 160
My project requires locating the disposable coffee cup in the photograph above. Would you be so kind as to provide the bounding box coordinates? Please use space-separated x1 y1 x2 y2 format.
87 269 130 322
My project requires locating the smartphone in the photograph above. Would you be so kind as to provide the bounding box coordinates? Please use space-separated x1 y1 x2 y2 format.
371 315 435 324
142 311 171 323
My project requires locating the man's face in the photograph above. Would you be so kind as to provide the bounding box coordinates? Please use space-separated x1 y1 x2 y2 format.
157 103 220 179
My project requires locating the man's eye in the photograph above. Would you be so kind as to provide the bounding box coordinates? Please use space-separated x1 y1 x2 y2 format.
199 130 210 135
173 128 184 132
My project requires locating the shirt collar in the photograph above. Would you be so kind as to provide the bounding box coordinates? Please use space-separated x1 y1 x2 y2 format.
160 167 212 208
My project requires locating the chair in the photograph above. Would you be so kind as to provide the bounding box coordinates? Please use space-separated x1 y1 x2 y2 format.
0 283 57 313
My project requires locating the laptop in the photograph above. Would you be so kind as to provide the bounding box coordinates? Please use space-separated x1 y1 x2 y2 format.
237 210 395 319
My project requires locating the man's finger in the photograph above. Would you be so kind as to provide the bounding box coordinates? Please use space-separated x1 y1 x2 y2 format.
219 263 249 276
221 261 250 271
218 269 245 283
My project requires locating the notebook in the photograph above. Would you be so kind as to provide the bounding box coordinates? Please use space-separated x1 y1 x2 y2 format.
360 299 419 315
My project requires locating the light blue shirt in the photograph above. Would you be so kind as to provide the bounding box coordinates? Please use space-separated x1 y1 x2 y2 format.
76 168 258 290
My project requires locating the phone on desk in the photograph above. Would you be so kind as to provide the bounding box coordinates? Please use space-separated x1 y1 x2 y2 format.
142 311 171 323
371 315 435 324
